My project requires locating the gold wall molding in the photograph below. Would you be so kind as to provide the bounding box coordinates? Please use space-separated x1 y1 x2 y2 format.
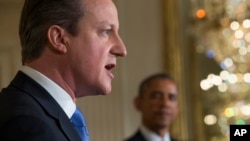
162 0 205 140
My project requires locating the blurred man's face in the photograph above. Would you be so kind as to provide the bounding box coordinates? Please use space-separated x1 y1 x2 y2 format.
135 78 179 131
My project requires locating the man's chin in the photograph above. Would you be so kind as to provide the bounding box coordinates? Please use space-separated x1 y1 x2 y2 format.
76 86 111 97
100 85 112 95
156 119 172 127
159 122 171 128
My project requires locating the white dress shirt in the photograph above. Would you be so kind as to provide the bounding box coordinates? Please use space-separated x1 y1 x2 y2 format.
140 124 171 141
21 66 76 118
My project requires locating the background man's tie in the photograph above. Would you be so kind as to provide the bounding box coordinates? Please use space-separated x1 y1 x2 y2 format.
71 107 89 141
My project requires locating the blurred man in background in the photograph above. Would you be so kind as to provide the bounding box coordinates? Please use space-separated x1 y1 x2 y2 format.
125 73 179 141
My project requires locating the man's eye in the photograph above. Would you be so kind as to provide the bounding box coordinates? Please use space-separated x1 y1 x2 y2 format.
103 29 111 35
169 94 177 101
150 92 162 99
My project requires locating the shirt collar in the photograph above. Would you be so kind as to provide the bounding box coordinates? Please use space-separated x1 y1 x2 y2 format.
21 66 76 118
140 124 171 141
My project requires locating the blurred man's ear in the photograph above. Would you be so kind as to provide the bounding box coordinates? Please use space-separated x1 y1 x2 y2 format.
134 96 142 111
172 103 179 121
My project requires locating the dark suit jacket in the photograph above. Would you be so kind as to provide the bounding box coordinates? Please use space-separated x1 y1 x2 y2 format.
125 130 177 141
0 71 81 141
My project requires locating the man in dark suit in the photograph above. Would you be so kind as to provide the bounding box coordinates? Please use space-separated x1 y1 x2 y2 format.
0 0 127 140
125 73 179 141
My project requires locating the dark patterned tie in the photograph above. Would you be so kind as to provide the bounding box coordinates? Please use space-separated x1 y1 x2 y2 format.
70 107 89 141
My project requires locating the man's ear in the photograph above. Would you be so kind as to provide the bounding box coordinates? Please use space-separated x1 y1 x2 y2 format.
134 96 142 111
47 25 68 54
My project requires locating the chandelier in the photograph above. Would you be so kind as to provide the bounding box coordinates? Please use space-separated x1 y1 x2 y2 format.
195 0 250 93
193 0 250 140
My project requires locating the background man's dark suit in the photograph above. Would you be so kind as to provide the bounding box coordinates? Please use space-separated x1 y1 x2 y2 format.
125 130 177 141
0 71 81 141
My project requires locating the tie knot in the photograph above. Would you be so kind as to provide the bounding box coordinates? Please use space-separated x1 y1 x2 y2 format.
70 107 89 141
71 107 85 127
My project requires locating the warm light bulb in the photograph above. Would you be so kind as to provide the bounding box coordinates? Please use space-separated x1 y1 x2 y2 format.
196 9 206 19
204 115 217 125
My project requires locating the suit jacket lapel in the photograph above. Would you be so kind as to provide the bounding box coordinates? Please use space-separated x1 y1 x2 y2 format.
135 130 147 141
58 108 82 141
10 71 81 141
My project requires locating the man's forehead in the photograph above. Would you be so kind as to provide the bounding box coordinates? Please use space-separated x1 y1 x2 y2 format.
144 80 178 92
148 78 175 86
83 0 118 25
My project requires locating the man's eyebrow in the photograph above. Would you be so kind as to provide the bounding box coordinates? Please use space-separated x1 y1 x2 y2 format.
168 93 178 98
151 90 163 93
96 22 116 28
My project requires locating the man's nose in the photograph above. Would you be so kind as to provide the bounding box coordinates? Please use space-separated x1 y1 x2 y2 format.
111 35 127 57
161 97 171 107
